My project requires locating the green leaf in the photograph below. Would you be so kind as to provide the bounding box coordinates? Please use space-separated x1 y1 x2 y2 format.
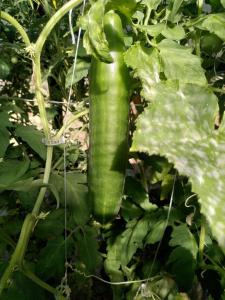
144 208 175 245
124 177 157 211
169 224 198 257
168 0 185 22
0 112 12 127
35 209 64 239
65 59 90 88
132 81 225 251
105 216 150 281
158 39 207 85
0 112 12 158
201 13 225 41
80 0 112 63
106 0 137 17
145 218 166 244
141 0 161 10
50 172 90 225
75 226 102 274
15 125 46 160
121 197 143 221
0 159 30 186
124 43 161 99
162 25 185 40
167 247 196 291
222 0 225 8
0 127 10 158
136 23 165 37
36 236 66 280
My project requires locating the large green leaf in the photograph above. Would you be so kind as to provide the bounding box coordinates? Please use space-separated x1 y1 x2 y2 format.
15 125 46 160
132 81 225 251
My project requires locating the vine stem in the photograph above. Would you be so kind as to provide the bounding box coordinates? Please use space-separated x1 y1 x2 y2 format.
198 218 205 263
55 109 89 140
0 11 31 47
197 0 204 15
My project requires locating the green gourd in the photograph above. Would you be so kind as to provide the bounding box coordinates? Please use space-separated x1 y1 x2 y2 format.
88 11 130 223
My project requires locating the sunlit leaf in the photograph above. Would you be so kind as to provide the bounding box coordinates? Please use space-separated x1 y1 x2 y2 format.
141 0 161 10
106 0 137 17
162 24 185 40
65 59 90 87
158 40 207 85
201 13 225 41
124 43 161 99
168 0 185 22
132 80 225 251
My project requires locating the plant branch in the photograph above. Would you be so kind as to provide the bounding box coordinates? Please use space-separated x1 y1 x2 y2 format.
55 108 89 139
22 265 66 298
0 11 31 47
0 214 36 294
35 0 83 55
32 146 54 215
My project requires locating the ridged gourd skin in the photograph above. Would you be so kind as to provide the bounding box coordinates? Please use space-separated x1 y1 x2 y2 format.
88 11 130 223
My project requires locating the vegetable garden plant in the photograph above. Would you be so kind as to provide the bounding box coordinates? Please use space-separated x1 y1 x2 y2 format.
1 0 225 299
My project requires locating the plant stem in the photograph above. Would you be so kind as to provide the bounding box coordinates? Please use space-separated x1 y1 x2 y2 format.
0 214 36 294
199 219 205 263
21 266 59 296
55 109 89 139
35 0 83 55
197 0 203 15
32 146 53 215
33 55 51 138
144 6 151 26
0 11 31 47
211 87 225 95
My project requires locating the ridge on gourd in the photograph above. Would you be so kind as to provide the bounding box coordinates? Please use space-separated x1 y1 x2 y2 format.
88 10 131 223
